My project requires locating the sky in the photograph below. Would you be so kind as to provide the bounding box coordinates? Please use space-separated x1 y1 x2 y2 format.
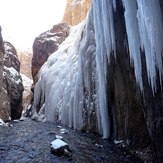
0 0 67 50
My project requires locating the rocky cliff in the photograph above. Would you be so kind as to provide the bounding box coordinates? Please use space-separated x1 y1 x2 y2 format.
63 0 92 25
33 0 163 162
0 32 24 121
32 23 70 85
17 49 32 79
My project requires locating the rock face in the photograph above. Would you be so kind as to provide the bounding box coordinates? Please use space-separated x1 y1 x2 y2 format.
32 23 70 85
0 39 24 121
63 0 92 25
0 26 4 92
17 49 32 79
17 49 33 113
33 0 163 162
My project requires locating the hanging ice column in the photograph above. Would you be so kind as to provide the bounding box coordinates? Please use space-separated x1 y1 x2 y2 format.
92 0 116 139
123 0 143 91
123 0 163 92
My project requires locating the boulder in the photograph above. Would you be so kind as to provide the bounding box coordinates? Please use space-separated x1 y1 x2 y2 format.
0 40 24 121
32 22 70 85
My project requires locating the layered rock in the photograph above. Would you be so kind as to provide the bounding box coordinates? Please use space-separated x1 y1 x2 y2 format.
32 23 70 85
63 0 92 25
17 49 33 113
0 38 24 121
17 49 32 79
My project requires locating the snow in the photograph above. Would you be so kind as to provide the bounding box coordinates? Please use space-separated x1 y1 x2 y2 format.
114 140 123 145
21 73 32 88
0 118 5 126
59 128 69 134
0 118 10 127
3 66 18 77
55 135 63 140
50 139 68 150
3 66 22 85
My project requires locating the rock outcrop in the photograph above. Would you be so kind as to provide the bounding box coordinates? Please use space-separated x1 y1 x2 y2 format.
0 38 24 121
17 49 32 79
63 0 92 25
0 26 4 92
17 49 33 113
32 23 70 85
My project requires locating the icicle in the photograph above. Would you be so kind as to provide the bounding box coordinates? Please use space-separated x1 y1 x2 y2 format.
92 0 116 139
123 0 143 91
122 0 163 93
137 0 163 93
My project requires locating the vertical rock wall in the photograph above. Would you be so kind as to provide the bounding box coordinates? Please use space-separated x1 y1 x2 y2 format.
33 0 163 162
0 26 4 92
0 29 24 121
63 0 92 25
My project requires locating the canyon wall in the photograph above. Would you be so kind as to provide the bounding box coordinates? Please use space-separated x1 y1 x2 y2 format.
32 23 70 85
63 0 92 25
0 30 23 121
33 0 163 162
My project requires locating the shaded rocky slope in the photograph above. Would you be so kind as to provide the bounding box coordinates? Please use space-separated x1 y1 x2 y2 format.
0 32 23 121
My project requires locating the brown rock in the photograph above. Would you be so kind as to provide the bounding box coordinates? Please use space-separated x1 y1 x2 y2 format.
17 49 32 79
0 26 4 92
32 22 70 85
63 0 92 25
0 40 24 121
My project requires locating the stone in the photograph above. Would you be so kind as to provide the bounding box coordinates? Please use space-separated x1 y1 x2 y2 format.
32 22 70 85
63 0 92 25
50 139 71 156
0 40 24 121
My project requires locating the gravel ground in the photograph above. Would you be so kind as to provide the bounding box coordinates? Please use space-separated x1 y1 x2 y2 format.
0 118 143 163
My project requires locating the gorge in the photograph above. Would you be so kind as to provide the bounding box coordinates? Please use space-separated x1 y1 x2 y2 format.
0 0 163 162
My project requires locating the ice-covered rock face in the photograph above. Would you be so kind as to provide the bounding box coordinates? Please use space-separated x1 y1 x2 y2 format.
34 0 163 161
34 19 97 132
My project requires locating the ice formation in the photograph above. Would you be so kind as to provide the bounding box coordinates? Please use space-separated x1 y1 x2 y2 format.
123 0 163 92
34 0 163 139
92 0 116 138
34 21 86 130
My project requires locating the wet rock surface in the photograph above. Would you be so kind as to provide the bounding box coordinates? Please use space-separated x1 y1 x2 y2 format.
0 118 142 163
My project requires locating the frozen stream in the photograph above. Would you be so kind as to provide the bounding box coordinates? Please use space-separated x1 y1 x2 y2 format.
0 118 142 163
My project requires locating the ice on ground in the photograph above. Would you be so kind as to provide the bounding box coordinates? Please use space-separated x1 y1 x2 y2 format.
50 139 68 150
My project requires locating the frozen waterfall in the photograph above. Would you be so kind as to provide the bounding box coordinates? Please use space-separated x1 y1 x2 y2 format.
34 0 163 139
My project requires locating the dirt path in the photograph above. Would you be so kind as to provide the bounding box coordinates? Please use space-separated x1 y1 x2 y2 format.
0 118 142 163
